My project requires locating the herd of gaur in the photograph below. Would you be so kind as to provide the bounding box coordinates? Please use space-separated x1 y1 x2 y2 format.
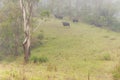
54 15 79 28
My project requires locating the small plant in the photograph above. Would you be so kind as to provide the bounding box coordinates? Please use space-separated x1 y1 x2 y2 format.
30 56 48 63
101 53 111 61
40 10 50 17
38 56 48 63
30 56 38 63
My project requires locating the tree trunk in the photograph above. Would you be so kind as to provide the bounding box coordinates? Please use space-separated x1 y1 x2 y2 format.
20 0 32 63
23 27 31 62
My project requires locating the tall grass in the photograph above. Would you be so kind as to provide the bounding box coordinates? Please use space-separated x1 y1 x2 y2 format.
113 64 120 80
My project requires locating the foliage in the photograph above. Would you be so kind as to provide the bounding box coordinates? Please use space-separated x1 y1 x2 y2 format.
101 53 111 61
0 1 23 56
30 56 48 63
40 10 50 18
80 5 118 27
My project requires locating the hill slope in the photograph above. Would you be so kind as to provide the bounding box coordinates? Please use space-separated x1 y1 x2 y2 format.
1 19 120 80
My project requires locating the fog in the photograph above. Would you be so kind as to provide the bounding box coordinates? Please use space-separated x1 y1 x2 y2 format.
32 0 119 31
0 0 120 80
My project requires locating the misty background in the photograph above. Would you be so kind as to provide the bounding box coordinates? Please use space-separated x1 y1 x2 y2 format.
0 0 120 80
36 0 120 31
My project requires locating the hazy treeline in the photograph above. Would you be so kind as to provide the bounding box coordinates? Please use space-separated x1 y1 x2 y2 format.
39 0 120 29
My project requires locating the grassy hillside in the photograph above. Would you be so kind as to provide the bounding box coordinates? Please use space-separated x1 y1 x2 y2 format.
0 18 120 80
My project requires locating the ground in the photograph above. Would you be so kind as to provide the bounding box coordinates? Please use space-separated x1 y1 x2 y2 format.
0 18 120 80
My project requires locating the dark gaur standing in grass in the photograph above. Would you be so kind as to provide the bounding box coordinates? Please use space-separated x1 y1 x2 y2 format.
62 22 70 28
73 19 78 23
54 15 63 19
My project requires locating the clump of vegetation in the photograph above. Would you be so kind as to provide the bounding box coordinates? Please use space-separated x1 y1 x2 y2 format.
101 53 111 61
113 65 120 80
40 10 50 18
30 56 48 63
0 1 23 56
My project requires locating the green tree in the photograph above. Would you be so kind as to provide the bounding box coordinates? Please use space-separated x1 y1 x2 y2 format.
0 1 23 56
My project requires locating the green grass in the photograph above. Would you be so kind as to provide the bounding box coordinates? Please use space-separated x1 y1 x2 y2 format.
0 18 120 80
113 64 120 80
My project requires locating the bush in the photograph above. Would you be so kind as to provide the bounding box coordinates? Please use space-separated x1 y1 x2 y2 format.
101 53 111 61
30 56 48 63
40 10 50 18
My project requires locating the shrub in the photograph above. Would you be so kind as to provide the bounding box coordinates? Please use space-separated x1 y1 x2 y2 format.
40 10 50 18
30 56 38 63
101 53 111 61
38 57 48 63
30 56 48 63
